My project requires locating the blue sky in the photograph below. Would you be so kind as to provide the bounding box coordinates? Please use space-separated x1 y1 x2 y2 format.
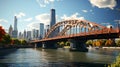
0 0 120 33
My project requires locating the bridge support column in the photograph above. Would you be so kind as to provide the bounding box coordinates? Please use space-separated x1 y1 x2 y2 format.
42 41 57 49
68 39 88 52
34 42 42 48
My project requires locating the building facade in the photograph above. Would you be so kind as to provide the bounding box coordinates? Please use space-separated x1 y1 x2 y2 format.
49 9 59 37
8 25 13 37
12 16 18 38
27 31 31 41
39 23 44 39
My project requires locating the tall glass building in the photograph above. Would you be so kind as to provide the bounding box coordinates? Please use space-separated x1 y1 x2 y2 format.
39 23 44 39
49 9 59 38
12 16 18 38
50 9 56 28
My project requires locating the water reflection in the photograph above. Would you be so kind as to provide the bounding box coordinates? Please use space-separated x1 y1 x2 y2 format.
0 48 120 67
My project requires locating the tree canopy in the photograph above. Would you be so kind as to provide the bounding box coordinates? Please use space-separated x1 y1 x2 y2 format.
0 26 6 41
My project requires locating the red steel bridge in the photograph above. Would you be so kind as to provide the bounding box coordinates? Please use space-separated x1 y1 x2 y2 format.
30 19 120 52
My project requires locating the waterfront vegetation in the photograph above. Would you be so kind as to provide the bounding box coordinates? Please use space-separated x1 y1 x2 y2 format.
57 39 120 48
0 26 28 48
107 54 120 67
86 39 120 47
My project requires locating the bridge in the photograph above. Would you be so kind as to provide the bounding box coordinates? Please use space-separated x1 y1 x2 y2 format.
30 19 120 52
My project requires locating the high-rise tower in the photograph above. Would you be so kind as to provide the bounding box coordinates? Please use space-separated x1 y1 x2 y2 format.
14 16 17 31
50 9 56 27
12 16 18 38
39 23 44 39
49 9 59 37
8 25 13 37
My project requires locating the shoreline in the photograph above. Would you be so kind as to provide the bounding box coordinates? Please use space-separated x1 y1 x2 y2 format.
0 62 108 67
102 47 120 49
87 46 120 50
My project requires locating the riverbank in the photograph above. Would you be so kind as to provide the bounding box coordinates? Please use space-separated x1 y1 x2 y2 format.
102 47 120 49
87 46 120 50
0 62 108 67
0 48 17 57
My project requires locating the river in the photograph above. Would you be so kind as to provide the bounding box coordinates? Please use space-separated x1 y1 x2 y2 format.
0 48 120 67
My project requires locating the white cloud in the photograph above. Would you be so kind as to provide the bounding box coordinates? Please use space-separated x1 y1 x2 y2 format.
35 13 50 25
89 0 117 9
15 12 26 18
0 19 8 23
61 13 85 20
107 25 113 28
27 22 40 30
26 13 50 30
114 20 120 24
24 18 33 22
36 0 61 7
0 24 2 26
101 22 110 25
82 10 88 13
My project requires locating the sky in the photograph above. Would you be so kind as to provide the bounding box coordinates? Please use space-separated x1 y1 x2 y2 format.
0 0 120 33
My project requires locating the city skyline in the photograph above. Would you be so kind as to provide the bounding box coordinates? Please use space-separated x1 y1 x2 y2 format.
0 0 120 33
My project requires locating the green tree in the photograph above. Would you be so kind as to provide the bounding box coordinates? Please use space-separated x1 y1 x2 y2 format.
65 41 70 46
0 34 11 48
57 41 65 48
108 54 120 67
21 40 27 45
86 40 93 47
116 39 120 47
12 38 21 45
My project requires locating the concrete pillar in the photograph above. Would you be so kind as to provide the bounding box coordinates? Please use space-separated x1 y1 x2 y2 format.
68 39 88 52
42 41 57 49
35 43 37 48
34 42 42 48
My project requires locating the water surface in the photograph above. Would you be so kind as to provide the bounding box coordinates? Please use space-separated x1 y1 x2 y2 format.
0 48 119 67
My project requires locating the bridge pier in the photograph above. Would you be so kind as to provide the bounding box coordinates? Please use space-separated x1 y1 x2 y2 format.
42 41 57 49
68 39 88 52
33 42 42 48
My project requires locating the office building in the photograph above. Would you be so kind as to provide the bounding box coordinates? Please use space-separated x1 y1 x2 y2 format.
8 25 13 37
39 23 44 39
49 9 59 37
12 16 18 38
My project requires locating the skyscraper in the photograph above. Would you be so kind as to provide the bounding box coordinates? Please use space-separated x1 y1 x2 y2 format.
31 29 39 40
27 31 31 40
18 32 22 39
49 9 59 37
23 30 27 39
8 25 13 37
14 16 17 31
12 16 18 38
39 23 44 39
50 9 56 27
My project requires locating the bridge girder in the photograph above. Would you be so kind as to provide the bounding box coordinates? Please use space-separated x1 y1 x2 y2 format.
44 19 108 38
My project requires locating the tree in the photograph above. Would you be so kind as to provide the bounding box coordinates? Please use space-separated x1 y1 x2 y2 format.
0 26 6 41
12 38 21 45
1 34 11 47
116 39 120 47
86 40 93 47
105 39 113 46
21 40 27 45
65 41 70 46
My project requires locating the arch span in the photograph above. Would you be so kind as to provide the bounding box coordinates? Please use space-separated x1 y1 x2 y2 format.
44 19 108 38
